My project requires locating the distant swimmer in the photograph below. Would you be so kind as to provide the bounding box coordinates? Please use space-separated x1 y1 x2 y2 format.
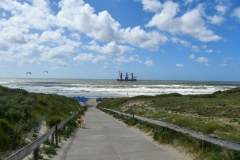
43 70 48 73
26 72 31 75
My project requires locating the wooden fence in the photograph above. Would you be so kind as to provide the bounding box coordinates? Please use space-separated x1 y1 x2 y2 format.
100 107 240 152
5 107 86 160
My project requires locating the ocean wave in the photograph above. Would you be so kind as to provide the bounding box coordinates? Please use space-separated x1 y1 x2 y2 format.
0 78 237 98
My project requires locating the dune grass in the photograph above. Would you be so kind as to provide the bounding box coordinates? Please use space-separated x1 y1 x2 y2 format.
97 87 240 160
0 85 83 159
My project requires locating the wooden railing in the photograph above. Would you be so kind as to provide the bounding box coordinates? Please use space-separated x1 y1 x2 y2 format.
5 107 86 160
100 107 240 152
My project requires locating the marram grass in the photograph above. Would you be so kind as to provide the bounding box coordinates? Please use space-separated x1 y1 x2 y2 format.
97 87 240 160
0 85 83 158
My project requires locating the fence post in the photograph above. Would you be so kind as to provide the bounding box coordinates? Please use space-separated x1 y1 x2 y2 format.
202 140 206 149
55 125 58 146
33 147 38 160
162 127 167 132
51 133 54 145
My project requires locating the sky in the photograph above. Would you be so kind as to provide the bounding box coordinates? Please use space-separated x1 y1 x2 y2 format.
0 0 240 81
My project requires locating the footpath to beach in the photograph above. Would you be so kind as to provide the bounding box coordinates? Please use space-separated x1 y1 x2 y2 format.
55 98 181 160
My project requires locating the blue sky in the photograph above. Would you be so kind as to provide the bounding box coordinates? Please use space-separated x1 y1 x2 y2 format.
0 0 240 81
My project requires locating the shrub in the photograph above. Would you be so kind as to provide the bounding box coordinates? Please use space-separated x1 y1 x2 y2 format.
213 90 222 94
153 130 162 141
190 94 216 98
43 139 51 145
205 120 219 134
42 145 57 155
4 109 25 122
0 119 21 152
46 116 62 128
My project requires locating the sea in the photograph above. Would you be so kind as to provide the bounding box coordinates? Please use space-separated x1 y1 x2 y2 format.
0 78 240 98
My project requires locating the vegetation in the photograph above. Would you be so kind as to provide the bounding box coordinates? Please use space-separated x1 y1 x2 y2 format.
0 85 83 159
97 87 240 160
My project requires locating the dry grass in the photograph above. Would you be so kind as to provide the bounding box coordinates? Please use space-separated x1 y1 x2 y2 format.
97 87 240 160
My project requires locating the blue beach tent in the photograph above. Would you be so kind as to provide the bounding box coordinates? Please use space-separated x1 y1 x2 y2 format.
74 97 88 102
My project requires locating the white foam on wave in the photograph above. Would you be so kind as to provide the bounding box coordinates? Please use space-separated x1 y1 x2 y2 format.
0 78 237 98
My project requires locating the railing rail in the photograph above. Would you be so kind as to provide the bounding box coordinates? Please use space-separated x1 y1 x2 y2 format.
5 107 86 160
100 107 240 152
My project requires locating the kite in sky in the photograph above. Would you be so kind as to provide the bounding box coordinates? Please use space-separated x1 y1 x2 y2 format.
43 70 48 73
26 72 31 75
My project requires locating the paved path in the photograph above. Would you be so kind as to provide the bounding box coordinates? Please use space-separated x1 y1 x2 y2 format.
63 99 179 160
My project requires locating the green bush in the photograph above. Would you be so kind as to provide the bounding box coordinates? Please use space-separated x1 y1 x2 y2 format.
42 145 57 155
153 130 162 141
0 119 21 152
0 85 83 156
205 120 219 134
46 116 62 128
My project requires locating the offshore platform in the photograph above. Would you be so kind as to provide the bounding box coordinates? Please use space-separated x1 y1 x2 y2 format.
117 71 137 82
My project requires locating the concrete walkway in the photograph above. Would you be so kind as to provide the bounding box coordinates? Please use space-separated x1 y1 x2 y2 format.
63 99 179 160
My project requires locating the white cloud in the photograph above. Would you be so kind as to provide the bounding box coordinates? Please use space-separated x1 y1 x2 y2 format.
17 57 39 65
1 27 28 44
39 29 81 47
190 55 209 66
176 63 184 67
41 44 76 60
103 65 108 69
86 41 134 55
73 53 94 61
220 63 227 66
56 4 120 41
70 33 81 41
171 37 191 47
141 0 162 12
0 0 229 71
146 2 222 42
184 0 193 6
191 45 200 52
0 43 9 51
1 12 6 17
220 58 233 67
207 15 224 25
205 49 213 53
56 1 166 50
103 62 109 69
232 7 240 20
202 45 207 49
40 28 65 44
12 50 40 65
215 5 228 15
121 27 168 51
0 0 54 30
0 51 14 62
144 58 154 67
50 59 69 67
73 53 107 64
0 0 168 68
189 54 195 59
114 55 140 64
196 57 209 63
